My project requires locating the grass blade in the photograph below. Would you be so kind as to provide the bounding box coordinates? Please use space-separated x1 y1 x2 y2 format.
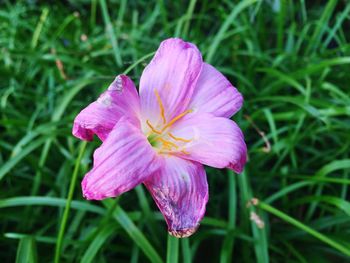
0 196 105 214
81 224 117 263
99 0 123 66
31 7 49 49
181 238 191 263
167 235 179 263
206 0 259 63
259 202 350 257
103 199 163 263
54 141 87 263
16 236 37 263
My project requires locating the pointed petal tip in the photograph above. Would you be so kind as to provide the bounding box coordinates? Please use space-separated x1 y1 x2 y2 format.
228 162 244 174
72 122 94 141
234 91 244 112
168 225 199 238
161 37 194 48
108 74 134 92
81 175 94 200
228 148 247 174
81 174 107 200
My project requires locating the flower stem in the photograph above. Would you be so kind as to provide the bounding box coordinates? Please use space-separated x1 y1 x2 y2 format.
54 141 87 263
166 234 179 263
181 238 191 263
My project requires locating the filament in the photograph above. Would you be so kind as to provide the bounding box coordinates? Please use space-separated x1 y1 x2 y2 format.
168 132 192 142
154 89 166 124
146 120 162 134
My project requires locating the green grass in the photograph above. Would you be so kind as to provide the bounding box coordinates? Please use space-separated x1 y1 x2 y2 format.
1 0 350 262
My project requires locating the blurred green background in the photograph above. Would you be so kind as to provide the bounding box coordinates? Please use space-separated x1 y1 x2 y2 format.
1 0 350 262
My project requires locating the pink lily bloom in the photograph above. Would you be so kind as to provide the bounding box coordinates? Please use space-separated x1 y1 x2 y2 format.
73 38 247 237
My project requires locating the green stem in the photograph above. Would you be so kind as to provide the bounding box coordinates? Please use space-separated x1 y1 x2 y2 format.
166 235 179 263
54 141 87 263
181 238 191 263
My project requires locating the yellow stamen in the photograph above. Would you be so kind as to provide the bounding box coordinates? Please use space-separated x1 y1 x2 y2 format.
181 150 190 155
161 144 172 151
168 132 192 143
158 138 179 149
154 89 166 124
161 109 192 132
146 120 162 134
158 150 172 155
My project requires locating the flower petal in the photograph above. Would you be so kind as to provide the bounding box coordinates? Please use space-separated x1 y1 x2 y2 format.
73 75 141 141
189 63 243 118
82 117 161 200
139 38 202 128
144 156 208 238
171 113 247 173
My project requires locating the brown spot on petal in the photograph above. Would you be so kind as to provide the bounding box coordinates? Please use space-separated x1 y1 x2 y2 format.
168 225 199 238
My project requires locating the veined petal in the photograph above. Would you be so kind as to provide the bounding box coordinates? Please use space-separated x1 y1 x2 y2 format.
190 63 243 118
171 113 247 173
73 75 141 141
82 118 161 200
139 38 202 127
144 156 208 238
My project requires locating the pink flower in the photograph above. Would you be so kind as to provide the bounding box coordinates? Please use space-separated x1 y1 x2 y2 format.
73 38 247 237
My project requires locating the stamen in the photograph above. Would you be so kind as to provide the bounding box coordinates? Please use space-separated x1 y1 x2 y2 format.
146 120 162 134
168 132 192 142
154 89 166 124
181 150 190 155
161 144 172 151
158 150 172 155
158 138 179 149
161 109 192 132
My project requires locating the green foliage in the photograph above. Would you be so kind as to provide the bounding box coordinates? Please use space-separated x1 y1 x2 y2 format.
1 0 350 262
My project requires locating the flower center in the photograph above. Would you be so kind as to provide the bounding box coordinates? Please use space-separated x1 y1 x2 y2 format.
146 89 192 155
